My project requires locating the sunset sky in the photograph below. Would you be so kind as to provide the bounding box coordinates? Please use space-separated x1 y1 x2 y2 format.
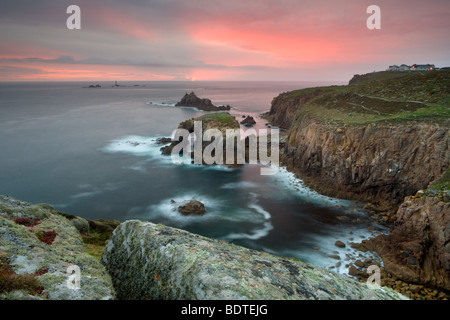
0 0 449 81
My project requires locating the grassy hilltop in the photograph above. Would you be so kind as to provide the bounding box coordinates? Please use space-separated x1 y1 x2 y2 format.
283 69 450 125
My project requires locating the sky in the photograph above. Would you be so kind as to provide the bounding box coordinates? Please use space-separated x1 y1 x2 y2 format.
0 0 449 82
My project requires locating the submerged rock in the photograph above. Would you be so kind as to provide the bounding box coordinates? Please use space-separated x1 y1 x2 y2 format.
101 220 407 300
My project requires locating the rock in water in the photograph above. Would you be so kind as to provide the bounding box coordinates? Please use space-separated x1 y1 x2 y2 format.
175 92 231 111
240 115 256 127
335 240 346 248
177 200 206 216
101 220 407 300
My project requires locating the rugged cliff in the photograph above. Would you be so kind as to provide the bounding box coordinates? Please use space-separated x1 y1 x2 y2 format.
267 70 450 294
283 118 448 214
361 195 449 291
101 220 406 300
268 70 450 215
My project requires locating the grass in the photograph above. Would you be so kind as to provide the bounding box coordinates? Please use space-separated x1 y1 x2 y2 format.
0 256 45 296
426 168 450 201
198 112 238 125
283 69 450 126
80 220 121 260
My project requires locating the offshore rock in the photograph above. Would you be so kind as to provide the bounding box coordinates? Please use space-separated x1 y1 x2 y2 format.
177 200 206 216
101 220 406 300
176 92 231 111
0 195 115 299
240 115 256 127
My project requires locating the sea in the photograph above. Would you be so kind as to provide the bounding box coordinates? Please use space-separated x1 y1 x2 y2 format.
0 80 387 274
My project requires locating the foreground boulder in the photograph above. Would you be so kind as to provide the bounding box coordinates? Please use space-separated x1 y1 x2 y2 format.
0 195 114 300
101 220 406 300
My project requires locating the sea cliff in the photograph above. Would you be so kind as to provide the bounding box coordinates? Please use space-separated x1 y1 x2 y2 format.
265 70 449 296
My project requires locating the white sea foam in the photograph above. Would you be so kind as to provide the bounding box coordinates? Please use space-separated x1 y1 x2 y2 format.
269 167 360 210
100 135 176 167
146 101 177 107
70 182 124 200
220 181 259 189
101 135 242 172
143 192 227 225
223 193 273 241
101 136 162 155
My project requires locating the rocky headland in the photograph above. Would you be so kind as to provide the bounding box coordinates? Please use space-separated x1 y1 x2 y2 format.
176 92 231 111
159 112 273 167
265 69 450 299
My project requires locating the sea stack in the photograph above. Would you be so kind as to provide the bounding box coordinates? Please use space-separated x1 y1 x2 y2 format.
175 92 231 111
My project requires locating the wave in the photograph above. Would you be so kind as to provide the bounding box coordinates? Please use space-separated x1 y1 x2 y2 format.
223 193 273 241
269 167 363 212
146 101 177 107
100 135 242 174
100 135 176 167
142 192 227 226
221 181 259 189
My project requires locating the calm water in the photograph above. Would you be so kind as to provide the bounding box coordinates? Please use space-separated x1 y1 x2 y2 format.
0 80 384 273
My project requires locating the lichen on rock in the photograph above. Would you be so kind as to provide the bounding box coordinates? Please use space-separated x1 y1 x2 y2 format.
0 195 115 300
101 220 407 300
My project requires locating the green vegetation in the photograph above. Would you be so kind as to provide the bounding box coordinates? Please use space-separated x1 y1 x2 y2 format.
286 69 450 126
348 70 421 85
198 112 237 125
426 168 449 202
81 219 121 260
0 256 46 296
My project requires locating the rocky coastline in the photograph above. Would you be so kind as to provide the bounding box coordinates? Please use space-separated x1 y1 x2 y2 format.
0 195 407 300
265 70 449 300
1 71 448 300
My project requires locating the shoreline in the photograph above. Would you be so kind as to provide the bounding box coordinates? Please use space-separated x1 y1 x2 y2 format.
263 109 449 300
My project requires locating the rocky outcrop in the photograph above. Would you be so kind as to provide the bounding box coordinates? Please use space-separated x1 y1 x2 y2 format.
0 195 115 300
177 200 206 216
268 90 322 129
101 220 406 300
361 196 449 290
240 115 256 127
281 117 448 214
176 92 231 111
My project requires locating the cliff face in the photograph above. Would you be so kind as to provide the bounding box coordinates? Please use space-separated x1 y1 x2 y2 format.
269 71 449 214
362 196 449 291
282 117 449 213
268 90 321 129
268 71 449 293
101 220 406 300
